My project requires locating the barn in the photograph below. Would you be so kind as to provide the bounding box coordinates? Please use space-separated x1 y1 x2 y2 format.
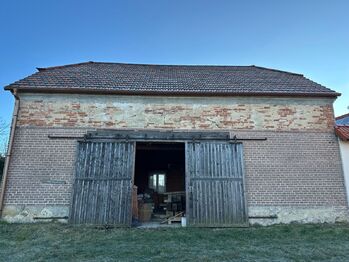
0 62 348 227
336 114 349 207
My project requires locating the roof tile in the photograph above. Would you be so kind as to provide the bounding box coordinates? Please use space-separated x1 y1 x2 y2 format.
335 126 349 141
4 62 339 97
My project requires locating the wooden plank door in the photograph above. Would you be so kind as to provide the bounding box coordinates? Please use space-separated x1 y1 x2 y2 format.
70 141 135 226
186 141 248 227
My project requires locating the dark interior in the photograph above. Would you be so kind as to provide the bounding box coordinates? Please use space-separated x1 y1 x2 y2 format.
133 142 186 223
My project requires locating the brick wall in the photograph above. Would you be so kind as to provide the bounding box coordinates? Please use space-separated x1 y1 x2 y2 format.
2 92 346 223
4 127 346 208
4 128 87 206
16 93 335 131
236 130 347 207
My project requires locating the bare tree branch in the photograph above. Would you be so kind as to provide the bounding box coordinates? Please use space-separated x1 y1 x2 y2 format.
0 118 10 156
0 119 9 136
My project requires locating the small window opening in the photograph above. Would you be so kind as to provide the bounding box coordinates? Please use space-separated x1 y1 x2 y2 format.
149 172 166 193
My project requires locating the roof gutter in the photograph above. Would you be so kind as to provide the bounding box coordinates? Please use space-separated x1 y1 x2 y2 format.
0 89 19 217
3 86 341 98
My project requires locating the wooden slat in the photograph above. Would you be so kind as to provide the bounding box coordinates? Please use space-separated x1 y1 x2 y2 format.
86 130 231 141
70 141 135 226
75 177 132 181
186 142 248 227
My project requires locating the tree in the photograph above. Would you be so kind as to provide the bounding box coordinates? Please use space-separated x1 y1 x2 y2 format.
0 155 4 182
0 118 9 182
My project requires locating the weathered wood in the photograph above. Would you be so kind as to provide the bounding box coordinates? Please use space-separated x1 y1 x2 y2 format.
47 131 267 142
85 130 231 141
160 211 184 224
83 131 267 142
186 141 248 227
70 141 135 226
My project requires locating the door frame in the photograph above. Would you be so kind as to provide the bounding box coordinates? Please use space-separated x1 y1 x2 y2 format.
72 130 249 226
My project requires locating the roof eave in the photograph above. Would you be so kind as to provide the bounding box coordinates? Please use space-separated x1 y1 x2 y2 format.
3 86 341 98
335 125 349 141
336 133 349 142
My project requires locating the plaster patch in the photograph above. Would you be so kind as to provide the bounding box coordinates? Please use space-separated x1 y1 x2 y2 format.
248 206 349 226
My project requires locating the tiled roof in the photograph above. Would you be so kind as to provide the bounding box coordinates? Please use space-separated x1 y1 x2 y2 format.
336 113 349 125
4 61 339 97
335 126 349 141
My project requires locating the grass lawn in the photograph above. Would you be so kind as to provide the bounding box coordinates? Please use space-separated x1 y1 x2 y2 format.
1 222 349 261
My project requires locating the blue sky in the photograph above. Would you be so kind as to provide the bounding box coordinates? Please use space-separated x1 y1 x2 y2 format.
1 0 348 130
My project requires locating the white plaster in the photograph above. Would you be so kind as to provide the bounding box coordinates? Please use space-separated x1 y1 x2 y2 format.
339 140 349 206
2 205 348 226
2 205 69 223
248 206 349 226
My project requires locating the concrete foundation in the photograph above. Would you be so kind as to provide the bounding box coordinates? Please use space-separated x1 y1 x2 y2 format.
248 206 349 226
2 205 349 225
2 205 69 223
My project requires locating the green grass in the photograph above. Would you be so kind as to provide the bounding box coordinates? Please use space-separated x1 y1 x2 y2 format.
1 223 349 261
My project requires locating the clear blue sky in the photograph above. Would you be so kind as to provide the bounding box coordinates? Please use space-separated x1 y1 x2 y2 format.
1 0 348 129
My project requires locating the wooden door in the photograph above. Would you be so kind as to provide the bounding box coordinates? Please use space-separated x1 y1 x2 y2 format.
70 141 135 225
186 141 248 227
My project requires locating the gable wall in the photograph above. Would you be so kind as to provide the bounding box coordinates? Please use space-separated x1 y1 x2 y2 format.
2 92 348 224
16 93 335 131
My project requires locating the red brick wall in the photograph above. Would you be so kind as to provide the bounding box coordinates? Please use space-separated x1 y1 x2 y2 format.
16 94 335 131
3 127 346 208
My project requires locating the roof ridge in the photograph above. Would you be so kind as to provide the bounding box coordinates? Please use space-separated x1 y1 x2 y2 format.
36 61 95 71
37 61 257 70
81 61 256 68
250 65 303 76
35 61 309 77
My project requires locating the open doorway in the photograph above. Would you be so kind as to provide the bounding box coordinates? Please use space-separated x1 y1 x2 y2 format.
133 142 186 226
